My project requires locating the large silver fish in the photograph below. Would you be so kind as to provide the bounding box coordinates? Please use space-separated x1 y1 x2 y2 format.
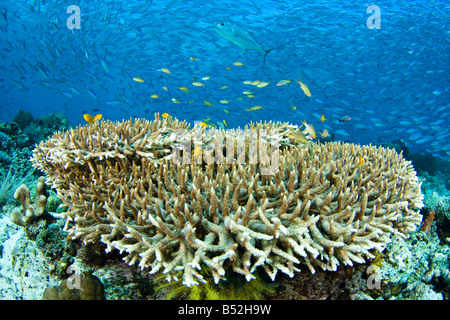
214 22 274 63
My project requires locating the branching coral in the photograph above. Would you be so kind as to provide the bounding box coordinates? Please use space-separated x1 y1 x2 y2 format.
30 114 424 287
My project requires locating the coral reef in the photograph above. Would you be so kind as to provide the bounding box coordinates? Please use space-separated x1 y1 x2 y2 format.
92 261 155 299
31 114 424 287
155 268 276 300
6 176 76 280
0 216 60 299
375 229 449 299
0 110 70 184
28 218 77 277
0 165 34 207
424 191 450 213
9 110 70 148
276 264 358 299
12 110 35 131
419 173 450 243
420 210 435 233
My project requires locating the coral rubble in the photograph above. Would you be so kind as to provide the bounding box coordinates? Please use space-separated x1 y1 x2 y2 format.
30 114 424 287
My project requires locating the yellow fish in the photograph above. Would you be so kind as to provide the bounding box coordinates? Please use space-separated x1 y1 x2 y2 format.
223 109 230 114
178 86 190 93
297 77 312 97
162 86 168 91
221 86 229 89
132 77 145 83
202 76 210 81
251 105 263 110
276 79 291 86
151 94 159 99
246 94 255 98
193 145 203 159
172 98 181 104
200 122 209 128
320 128 330 139
83 113 102 124
358 156 365 167
160 68 170 75
226 66 231 70
288 130 309 143
220 100 230 104
204 101 213 106
233 62 244 66
192 82 204 87
223 120 228 128
320 114 326 122
245 108 253 112
190 57 198 61
301 120 316 139
251 80 260 86
257 81 270 88
242 91 253 95
243 81 253 85
291 103 297 110
161 112 170 119
189 100 195 104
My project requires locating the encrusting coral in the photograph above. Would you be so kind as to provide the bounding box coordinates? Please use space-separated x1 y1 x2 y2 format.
10 176 47 226
30 114 424 287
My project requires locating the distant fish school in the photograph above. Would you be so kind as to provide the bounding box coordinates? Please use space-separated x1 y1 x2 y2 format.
84 20 324 141
138 66 316 133
3 0 447 161
123 43 322 136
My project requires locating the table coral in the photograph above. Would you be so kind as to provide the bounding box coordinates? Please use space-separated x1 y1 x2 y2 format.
30 114 424 287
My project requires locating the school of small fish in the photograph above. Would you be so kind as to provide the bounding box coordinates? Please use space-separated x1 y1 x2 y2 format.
0 1 448 160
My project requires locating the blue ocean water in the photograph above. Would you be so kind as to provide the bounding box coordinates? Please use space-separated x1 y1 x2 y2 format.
0 0 448 159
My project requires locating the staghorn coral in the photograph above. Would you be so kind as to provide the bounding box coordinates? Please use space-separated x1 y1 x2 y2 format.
30 114 424 287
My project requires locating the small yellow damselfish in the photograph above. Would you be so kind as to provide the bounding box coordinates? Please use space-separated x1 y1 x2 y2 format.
133 77 145 83
83 113 102 124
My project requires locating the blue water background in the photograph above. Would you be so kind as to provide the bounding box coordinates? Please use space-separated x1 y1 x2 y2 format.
0 0 448 159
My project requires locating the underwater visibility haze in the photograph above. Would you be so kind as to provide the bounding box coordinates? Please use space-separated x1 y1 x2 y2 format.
0 0 449 159
0 0 449 301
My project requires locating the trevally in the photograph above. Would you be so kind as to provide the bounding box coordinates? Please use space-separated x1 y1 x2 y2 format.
214 22 275 64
